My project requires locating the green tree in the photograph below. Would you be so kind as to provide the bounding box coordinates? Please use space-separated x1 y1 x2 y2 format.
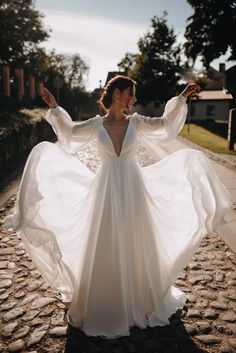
184 0 236 67
118 13 182 106
118 52 138 75
39 51 89 93
0 0 50 65
0 1 89 90
0 0 91 113
33 51 90 115
62 54 89 89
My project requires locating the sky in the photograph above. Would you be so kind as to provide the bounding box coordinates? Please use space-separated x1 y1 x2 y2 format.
35 0 234 91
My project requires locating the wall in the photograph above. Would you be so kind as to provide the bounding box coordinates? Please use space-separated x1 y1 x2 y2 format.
190 100 231 121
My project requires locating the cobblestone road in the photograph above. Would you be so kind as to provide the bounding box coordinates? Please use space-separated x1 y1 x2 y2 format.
0 142 236 353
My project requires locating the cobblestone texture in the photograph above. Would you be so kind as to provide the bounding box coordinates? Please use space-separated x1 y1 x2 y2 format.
0 141 235 353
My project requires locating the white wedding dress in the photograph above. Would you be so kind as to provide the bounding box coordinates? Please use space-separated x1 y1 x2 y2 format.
4 94 235 339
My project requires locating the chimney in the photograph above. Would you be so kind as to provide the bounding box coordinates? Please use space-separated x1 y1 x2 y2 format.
219 63 225 73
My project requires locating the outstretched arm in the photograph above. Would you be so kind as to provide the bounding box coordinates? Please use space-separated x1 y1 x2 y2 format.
48 105 98 137
181 82 201 98
41 87 97 137
134 83 200 142
41 86 58 109
136 83 200 130
41 87 98 151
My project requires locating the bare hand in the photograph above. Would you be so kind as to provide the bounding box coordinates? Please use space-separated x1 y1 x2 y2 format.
181 83 201 98
40 86 58 108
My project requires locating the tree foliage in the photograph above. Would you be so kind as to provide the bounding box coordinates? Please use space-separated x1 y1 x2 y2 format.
118 52 138 74
62 54 89 89
0 0 50 65
118 13 183 106
184 0 236 66
15 49 90 116
0 1 90 112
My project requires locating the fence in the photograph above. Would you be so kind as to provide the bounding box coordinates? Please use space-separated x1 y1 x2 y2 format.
0 64 43 109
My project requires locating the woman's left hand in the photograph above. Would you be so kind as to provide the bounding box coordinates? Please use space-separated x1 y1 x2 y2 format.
181 83 201 98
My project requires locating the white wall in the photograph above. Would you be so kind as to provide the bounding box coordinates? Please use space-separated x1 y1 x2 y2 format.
190 100 231 121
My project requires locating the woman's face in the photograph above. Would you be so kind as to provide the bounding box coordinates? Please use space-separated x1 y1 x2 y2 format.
113 85 137 111
121 85 137 111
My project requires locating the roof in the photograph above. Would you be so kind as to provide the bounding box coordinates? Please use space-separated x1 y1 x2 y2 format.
194 90 233 100
105 71 126 85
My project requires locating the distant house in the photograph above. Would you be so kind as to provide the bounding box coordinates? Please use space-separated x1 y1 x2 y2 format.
105 71 126 85
189 90 233 121
200 62 236 102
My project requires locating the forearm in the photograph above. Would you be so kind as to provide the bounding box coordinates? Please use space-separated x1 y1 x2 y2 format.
180 83 201 98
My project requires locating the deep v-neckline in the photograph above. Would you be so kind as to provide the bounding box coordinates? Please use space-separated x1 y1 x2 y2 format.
102 116 131 157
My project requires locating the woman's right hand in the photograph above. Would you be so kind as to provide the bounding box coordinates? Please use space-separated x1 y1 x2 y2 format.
40 87 58 108
181 83 201 98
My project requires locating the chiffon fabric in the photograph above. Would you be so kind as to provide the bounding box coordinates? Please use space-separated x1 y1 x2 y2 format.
3 94 235 339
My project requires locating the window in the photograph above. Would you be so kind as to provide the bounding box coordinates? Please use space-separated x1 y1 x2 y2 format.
206 105 215 116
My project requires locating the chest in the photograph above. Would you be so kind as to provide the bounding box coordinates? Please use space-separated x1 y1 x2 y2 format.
97 117 137 157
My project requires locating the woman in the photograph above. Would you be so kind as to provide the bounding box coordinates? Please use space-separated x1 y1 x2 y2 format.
4 75 234 339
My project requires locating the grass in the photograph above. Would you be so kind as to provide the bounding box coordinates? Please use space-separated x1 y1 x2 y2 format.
180 121 236 155
0 108 47 139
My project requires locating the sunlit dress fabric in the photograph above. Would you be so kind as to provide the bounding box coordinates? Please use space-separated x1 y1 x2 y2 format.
4 94 234 339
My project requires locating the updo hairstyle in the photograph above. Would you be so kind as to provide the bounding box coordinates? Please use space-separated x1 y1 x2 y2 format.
98 75 136 112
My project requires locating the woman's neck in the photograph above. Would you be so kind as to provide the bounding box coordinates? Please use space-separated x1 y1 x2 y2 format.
106 106 127 123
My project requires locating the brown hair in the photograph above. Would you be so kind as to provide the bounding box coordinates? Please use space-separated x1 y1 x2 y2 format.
98 75 136 112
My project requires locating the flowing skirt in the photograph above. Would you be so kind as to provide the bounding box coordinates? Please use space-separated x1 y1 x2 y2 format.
3 141 234 338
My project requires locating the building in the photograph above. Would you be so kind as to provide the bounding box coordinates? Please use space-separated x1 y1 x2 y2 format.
105 71 126 85
189 90 233 121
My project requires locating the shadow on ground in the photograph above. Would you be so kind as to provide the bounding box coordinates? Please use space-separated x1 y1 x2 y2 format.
64 309 207 353
193 120 228 140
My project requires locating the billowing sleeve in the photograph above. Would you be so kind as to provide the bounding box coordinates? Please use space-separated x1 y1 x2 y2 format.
45 106 100 153
133 94 188 143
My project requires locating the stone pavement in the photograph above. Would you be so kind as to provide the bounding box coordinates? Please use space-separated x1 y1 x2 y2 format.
0 140 236 353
